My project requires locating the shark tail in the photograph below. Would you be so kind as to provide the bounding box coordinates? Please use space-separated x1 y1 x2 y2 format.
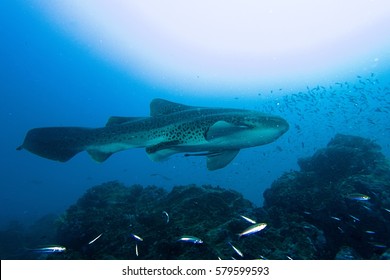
17 127 93 162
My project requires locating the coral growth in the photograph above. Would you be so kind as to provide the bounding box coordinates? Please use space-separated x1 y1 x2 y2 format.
2 134 390 259
264 134 390 259
54 183 257 259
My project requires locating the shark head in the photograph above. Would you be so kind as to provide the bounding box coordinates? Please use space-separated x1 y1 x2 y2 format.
204 111 289 149
242 112 289 146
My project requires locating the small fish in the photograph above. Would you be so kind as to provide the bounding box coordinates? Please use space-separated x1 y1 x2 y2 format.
240 215 256 224
135 244 139 257
162 211 170 224
88 233 103 245
348 214 360 222
177 235 203 244
337 227 344 234
330 216 341 221
131 233 143 242
29 245 66 253
369 243 387 249
228 242 244 257
346 193 370 201
238 223 267 237
365 230 376 234
361 205 373 212
286 255 293 260
383 208 390 214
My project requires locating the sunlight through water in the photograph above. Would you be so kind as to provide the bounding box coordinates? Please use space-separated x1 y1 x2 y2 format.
38 0 390 96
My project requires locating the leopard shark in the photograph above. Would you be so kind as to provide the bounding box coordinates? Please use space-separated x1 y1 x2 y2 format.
17 98 289 170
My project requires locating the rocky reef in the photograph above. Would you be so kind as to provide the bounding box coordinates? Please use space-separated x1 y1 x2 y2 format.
263 134 390 259
2 134 390 259
53 183 258 260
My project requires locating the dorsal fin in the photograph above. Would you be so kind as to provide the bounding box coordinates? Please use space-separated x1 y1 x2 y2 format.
150 98 194 117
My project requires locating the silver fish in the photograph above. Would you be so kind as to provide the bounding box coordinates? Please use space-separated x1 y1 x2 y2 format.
240 215 256 224
29 245 66 253
228 242 244 257
162 211 169 224
369 243 387 249
131 233 143 242
238 223 267 237
177 235 203 244
346 193 370 201
348 214 360 222
88 233 103 245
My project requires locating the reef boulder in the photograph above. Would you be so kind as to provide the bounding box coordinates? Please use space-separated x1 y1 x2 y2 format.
263 134 390 259
54 182 256 260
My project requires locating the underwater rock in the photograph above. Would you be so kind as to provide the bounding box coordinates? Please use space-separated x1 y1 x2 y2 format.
335 246 362 260
8 134 390 260
263 134 390 259
298 134 386 182
53 182 258 260
379 249 390 260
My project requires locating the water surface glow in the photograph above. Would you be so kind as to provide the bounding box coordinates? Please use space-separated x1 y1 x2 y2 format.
39 0 390 95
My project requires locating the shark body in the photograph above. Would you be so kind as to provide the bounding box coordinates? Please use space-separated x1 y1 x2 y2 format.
17 99 289 170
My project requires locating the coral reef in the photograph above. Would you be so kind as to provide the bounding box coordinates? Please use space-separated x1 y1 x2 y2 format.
264 134 390 259
2 133 389 259
53 183 257 260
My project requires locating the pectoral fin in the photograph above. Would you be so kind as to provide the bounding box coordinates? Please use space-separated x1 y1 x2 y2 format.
206 149 240 170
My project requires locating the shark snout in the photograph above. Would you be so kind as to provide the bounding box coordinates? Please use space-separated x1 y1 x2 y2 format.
278 118 289 133
265 116 289 135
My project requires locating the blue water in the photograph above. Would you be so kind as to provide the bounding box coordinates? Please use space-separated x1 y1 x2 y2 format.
1 1 390 230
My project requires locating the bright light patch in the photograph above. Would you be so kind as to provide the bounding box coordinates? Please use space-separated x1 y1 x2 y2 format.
38 0 390 95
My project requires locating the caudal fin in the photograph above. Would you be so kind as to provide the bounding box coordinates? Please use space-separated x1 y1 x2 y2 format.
17 127 93 162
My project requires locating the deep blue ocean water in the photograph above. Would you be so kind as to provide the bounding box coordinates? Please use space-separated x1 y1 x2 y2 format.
1 1 390 231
